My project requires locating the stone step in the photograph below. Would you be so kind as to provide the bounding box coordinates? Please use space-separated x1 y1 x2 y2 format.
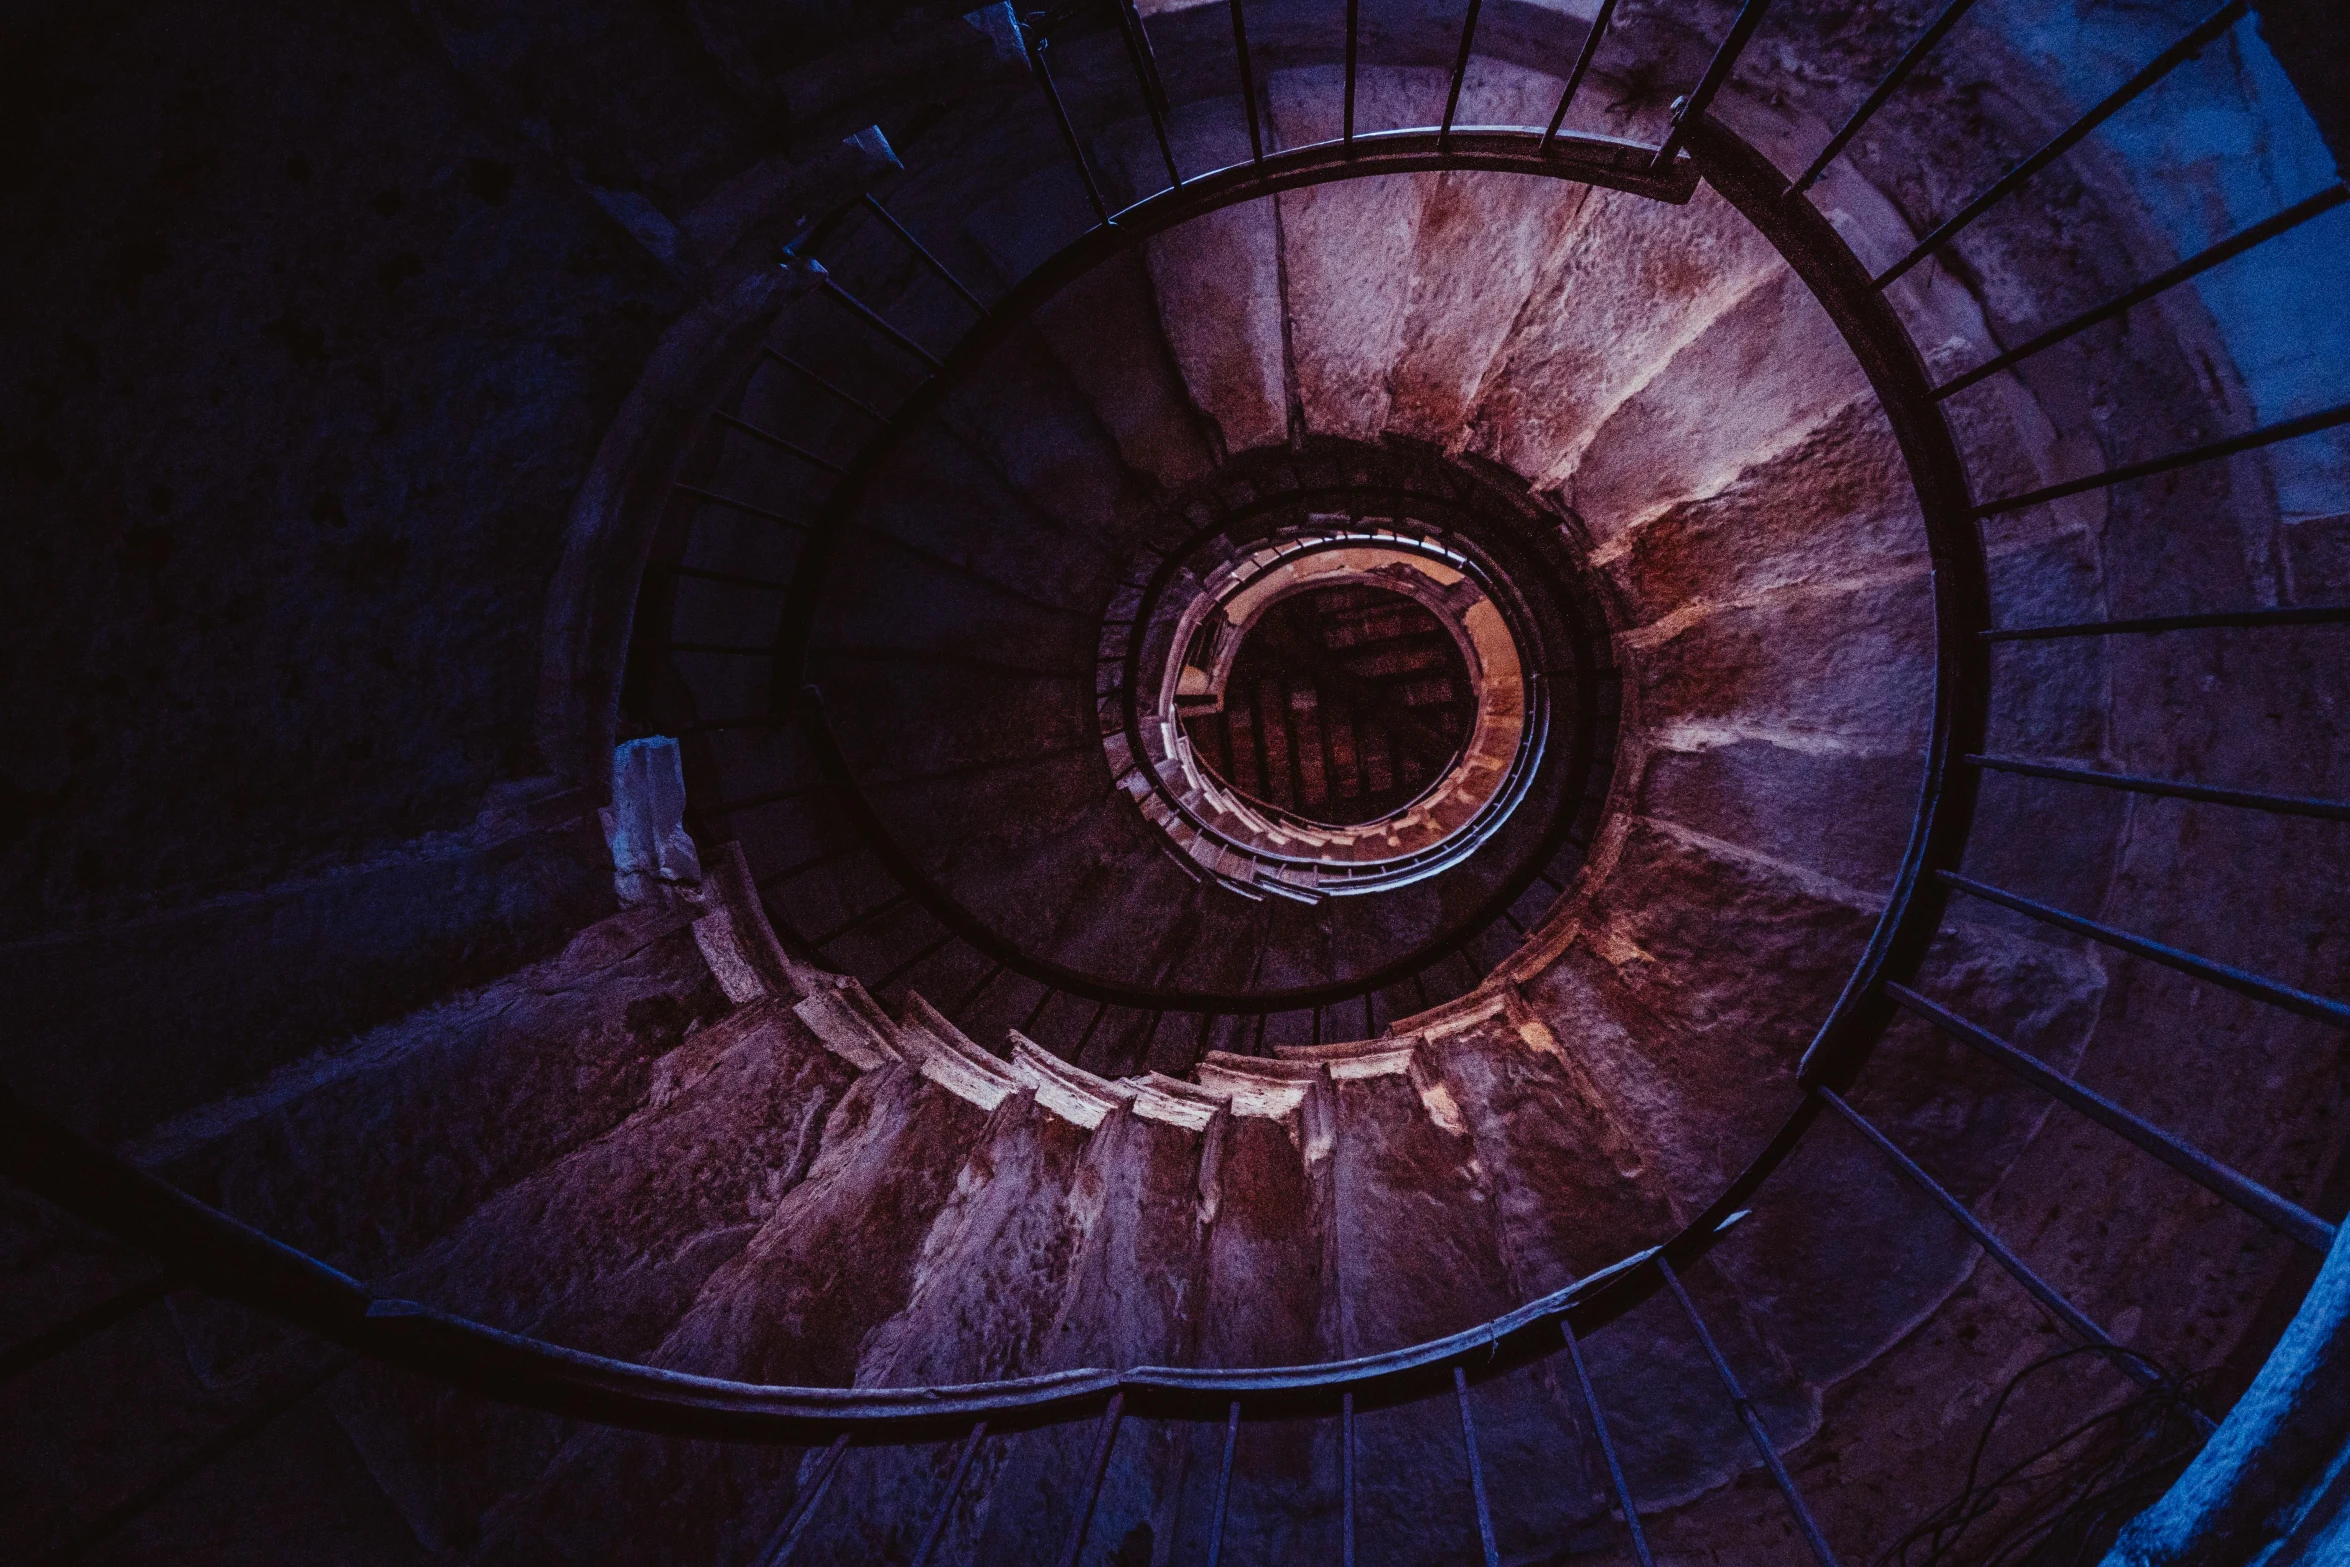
121 898 736 1294
1113 97 1290 457
470 1059 1001 1563
1463 181 1782 492
326 998 862 1551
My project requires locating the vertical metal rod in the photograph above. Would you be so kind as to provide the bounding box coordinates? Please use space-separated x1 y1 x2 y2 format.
1874 0 2248 288
1229 0 1264 163
1818 1089 2171 1399
1023 24 1111 223
759 1432 853 1566
1204 1399 1241 1567
762 348 888 423
1454 1365 1502 1567
1886 985 2334 1251
820 278 945 369
1651 0 1777 171
1564 1318 1655 1567
1253 1011 1269 1056
1023 989 1055 1035
1342 1390 1358 1567
1967 400 2350 520
810 890 910 949
1655 1258 1841 1566
1984 602 2350 641
1343 0 1360 142
1078 1000 1111 1049
1542 0 1621 150
1932 182 2348 397
876 931 956 993
712 409 848 474
1363 992 1376 1039
1935 870 2350 1028
1112 0 1183 189
862 195 986 311
952 962 1005 1020
1786 0 1981 194
1440 0 1486 147
908 1420 988 1567
1313 1005 1323 1047
1056 1392 1127 1567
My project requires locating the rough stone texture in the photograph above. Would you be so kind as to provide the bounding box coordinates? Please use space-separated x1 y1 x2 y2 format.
1267 68 1438 443
1133 103 1289 456
1465 182 1782 490
334 1002 858 1550
796 1090 1090 1567
472 1063 991 1564
125 903 730 1286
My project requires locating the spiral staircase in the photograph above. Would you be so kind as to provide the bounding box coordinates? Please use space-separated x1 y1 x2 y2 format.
3 1 2347 1564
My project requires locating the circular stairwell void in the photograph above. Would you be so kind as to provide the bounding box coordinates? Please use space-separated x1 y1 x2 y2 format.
1180 580 1478 827
1110 470 1554 900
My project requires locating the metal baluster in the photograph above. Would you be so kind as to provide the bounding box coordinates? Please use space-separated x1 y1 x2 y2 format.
1934 183 2347 398
1786 0 1981 195
1651 0 1777 172
1056 1392 1127 1567
876 931 957 993
1112 0 1182 190
1343 0 1360 143
1440 0 1485 149
659 639 775 657
1563 1317 1655 1567
713 410 848 474
862 195 986 312
1022 21 1111 224
1819 1090 2194 1414
694 782 820 819
1937 871 2350 1029
1970 402 2350 518
763 348 889 423
952 962 1006 1019
811 891 912 949
1363 992 1376 1038
1204 1400 1241 1567
1076 1000 1111 1057
1965 753 2350 822
1984 603 2350 641
758 1432 853 1566
660 562 793 592
1024 988 1055 1035
1875 0 2248 288
755 843 861 891
1229 0 1264 163
1454 1365 1501 1567
1342 1390 1358 1567
1655 1257 1841 1565
1541 0 1621 151
811 268 947 369
1887 985 2335 1251
672 483 807 531
909 1421 989 1567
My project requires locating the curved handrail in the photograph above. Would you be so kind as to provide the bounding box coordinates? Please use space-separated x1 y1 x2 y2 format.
753 133 1689 1017
0 110 1979 1448
0 1072 1771 1436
